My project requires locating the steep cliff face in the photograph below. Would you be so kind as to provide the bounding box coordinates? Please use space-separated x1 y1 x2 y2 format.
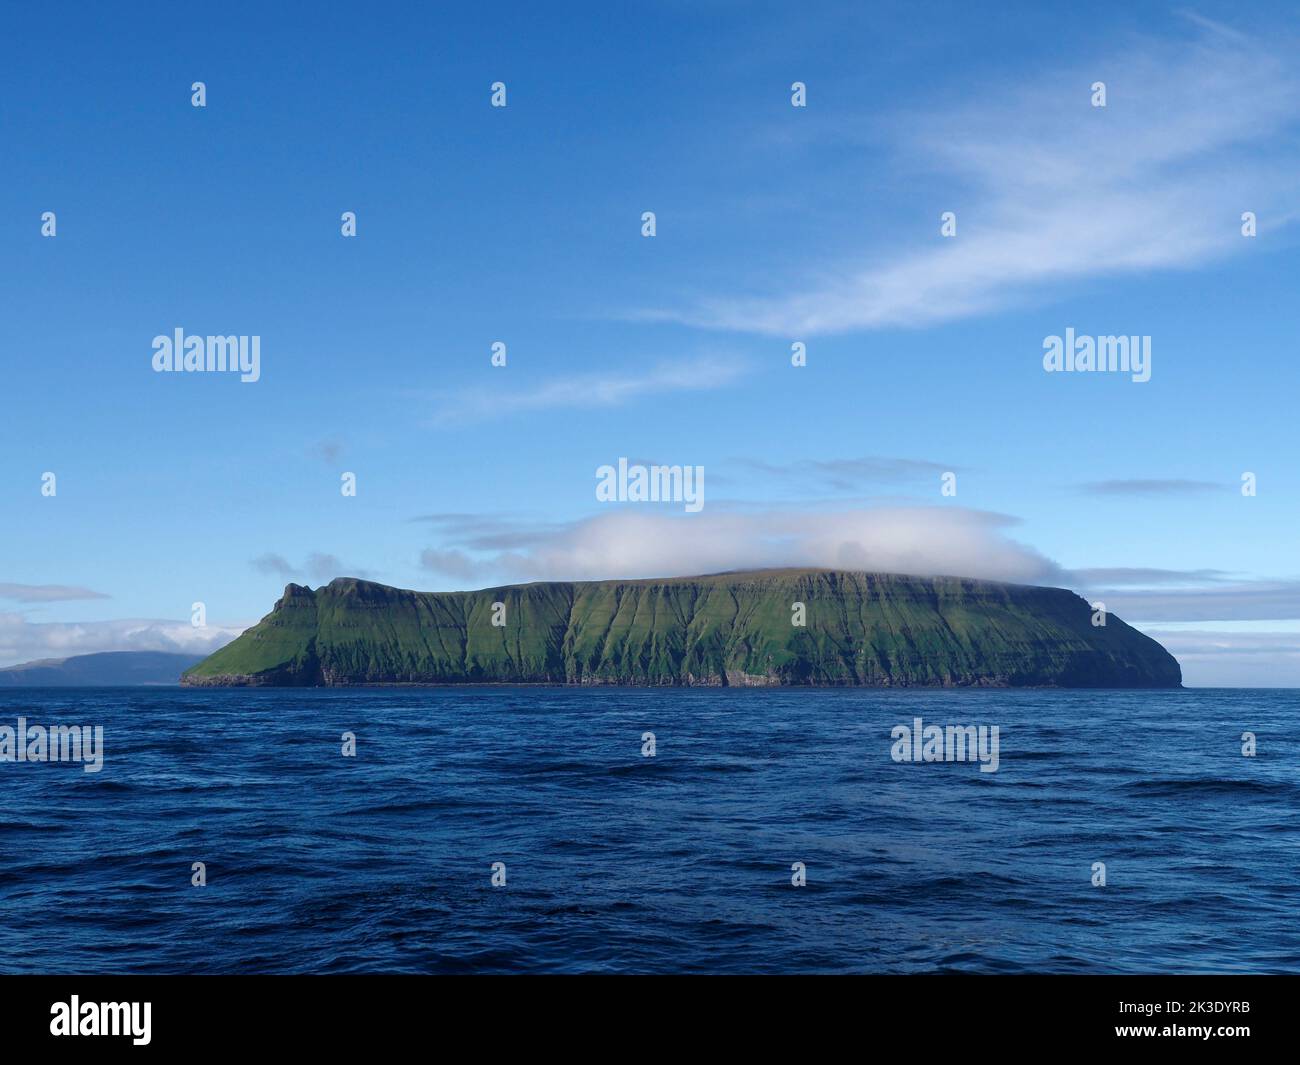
181 570 1182 688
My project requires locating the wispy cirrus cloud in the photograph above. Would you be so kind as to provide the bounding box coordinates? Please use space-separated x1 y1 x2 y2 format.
1078 478 1223 496
1069 566 1231 586
410 513 564 551
1081 579 1300 623
426 357 746 425
0 582 110 603
653 21 1300 335
251 553 371 582
735 455 958 492
1067 564 1300 622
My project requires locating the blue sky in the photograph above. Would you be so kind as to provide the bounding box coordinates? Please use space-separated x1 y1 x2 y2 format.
2 1 1299 684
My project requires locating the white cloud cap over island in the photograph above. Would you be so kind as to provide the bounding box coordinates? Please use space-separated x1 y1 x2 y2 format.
420 505 1058 585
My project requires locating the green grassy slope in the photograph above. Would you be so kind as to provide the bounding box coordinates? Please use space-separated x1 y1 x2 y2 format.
182 570 1182 687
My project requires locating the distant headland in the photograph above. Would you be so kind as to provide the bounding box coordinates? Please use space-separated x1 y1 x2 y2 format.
181 569 1182 688
0 651 204 687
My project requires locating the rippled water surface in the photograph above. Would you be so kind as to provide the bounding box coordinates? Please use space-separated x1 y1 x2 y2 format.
1 687 1296 973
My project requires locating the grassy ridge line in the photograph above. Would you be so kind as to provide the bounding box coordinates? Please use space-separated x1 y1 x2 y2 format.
181 569 1183 687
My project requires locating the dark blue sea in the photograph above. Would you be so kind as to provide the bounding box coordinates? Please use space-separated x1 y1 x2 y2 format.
1 687 1296 974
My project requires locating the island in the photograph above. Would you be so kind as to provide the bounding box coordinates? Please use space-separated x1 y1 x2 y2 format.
180 570 1181 688
0 651 204 687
